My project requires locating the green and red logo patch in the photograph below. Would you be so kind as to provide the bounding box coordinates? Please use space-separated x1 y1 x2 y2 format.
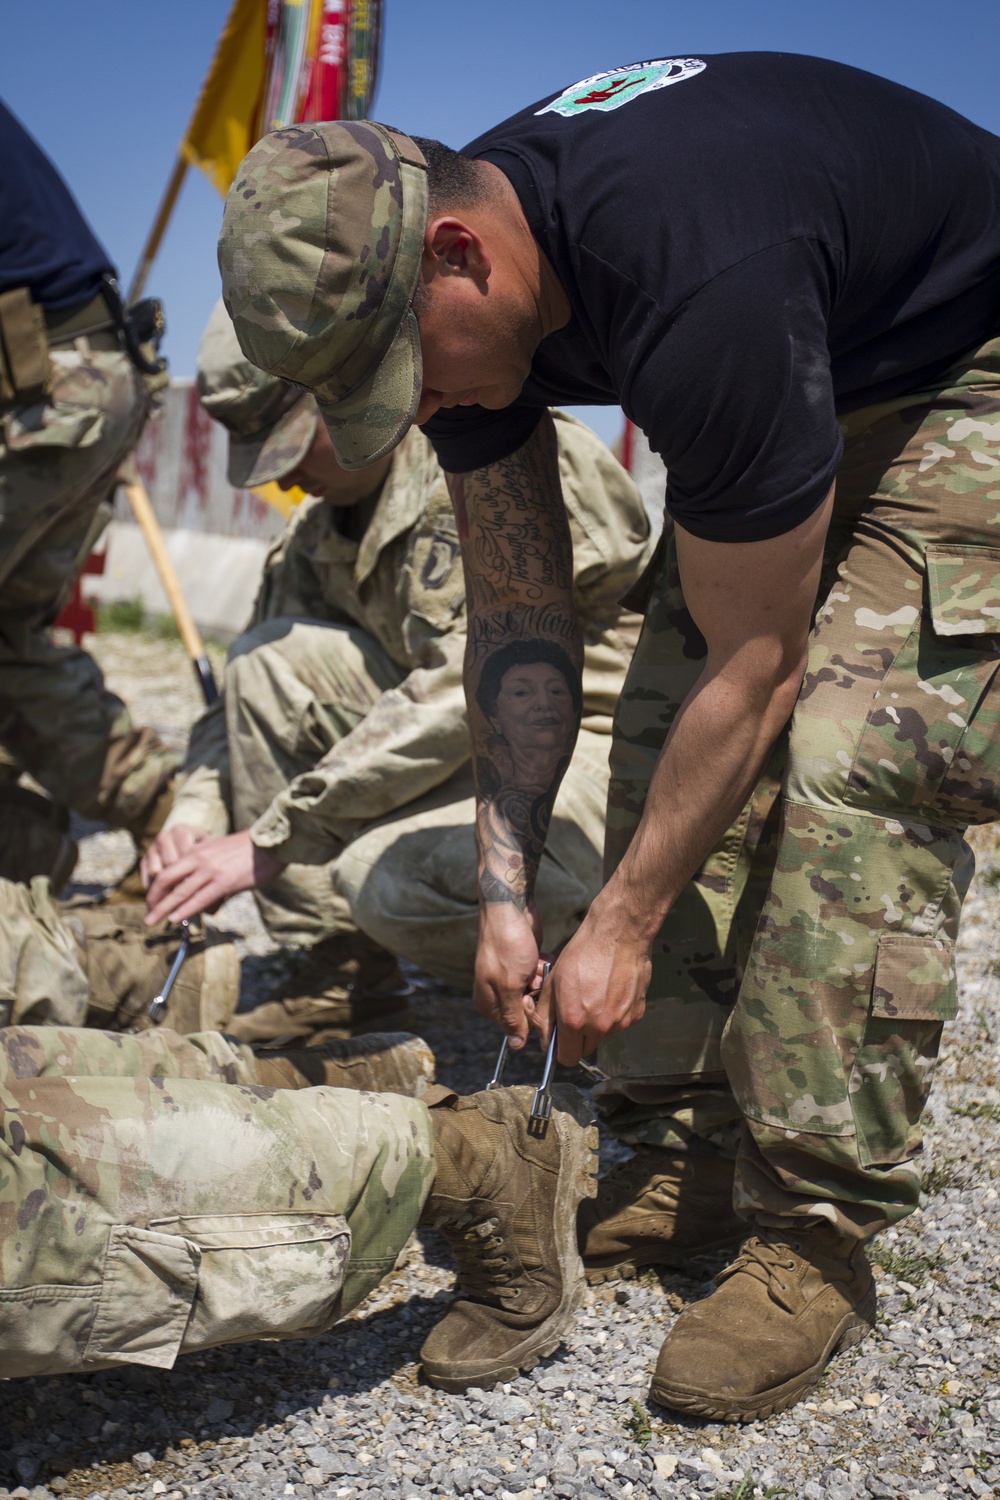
536 58 706 118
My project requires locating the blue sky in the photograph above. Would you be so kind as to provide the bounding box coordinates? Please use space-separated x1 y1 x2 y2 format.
3 1 1000 446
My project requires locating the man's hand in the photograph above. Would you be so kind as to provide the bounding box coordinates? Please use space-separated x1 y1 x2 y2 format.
473 901 548 1049
533 896 651 1067
141 822 207 888
143 829 285 926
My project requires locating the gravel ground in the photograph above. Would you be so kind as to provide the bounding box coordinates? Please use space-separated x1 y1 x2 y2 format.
2 630 999 1500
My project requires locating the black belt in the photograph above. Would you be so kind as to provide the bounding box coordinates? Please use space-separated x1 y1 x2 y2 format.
43 291 120 352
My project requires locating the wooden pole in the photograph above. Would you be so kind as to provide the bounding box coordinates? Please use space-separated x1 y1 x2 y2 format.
127 155 189 305
119 474 218 706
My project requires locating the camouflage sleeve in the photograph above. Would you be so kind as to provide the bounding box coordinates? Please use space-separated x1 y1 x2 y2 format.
247 628 471 865
164 697 232 839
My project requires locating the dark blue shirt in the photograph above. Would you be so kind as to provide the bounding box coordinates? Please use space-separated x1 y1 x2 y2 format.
422 54 1000 542
0 99 115 310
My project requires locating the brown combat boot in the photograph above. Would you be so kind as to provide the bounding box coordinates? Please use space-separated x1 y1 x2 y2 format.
225 930 411 1044
579 1146 745 1282
63 901 239 1035
650 1226 877 1421
417 1084 598 1393
252 1031 435 1097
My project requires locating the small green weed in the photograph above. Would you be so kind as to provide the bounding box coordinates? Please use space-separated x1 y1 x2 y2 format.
711 1472 790 1500
974 1007 996 1043
622 1397 653 1447
98 596 145 632
148 610 181 641
951 1100 1000 1123
924 1157 958 1194
869 1241 942 1287
97 597 181 641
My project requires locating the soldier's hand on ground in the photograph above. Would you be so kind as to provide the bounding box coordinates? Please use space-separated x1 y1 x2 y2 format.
473 902 544 1050
140 822 206 889
536 899 651 1067
144 830 285 926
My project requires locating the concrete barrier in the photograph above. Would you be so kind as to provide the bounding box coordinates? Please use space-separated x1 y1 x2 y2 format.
90 380 285 640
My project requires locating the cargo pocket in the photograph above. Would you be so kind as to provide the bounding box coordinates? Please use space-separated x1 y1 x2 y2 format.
84 1224 201 1369
844 545 1000 825
149 1211 351 1350
849 932 956 1168
0 1283 110 1379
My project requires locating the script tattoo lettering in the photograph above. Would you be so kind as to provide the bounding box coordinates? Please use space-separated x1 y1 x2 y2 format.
448 416 583 912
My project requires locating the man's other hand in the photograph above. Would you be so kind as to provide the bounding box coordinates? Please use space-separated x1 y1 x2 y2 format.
474 902 547 1050
533 896 650 1067
143 829 285 926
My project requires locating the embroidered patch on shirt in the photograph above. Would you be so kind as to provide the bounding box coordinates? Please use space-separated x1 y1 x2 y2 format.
535 58 706 118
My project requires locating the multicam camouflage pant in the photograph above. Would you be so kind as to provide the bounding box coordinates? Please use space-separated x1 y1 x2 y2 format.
0 344 178 827
0 874 90 1028
0 1023 434 1378
225 617 612 983
601 335 1000 1240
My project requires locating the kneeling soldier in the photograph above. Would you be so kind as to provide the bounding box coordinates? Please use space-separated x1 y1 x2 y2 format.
143 301 651 1042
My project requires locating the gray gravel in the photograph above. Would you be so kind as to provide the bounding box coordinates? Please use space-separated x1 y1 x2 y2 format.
2 630 998 1500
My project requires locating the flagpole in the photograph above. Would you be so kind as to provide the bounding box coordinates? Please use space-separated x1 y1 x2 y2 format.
126 155 189 305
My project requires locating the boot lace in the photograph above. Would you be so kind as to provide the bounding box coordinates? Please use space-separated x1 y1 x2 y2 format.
718 1235 803 1300
444 1212 522 1307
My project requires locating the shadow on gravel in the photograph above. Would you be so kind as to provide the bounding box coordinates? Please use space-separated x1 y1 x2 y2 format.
0 1293 459 1493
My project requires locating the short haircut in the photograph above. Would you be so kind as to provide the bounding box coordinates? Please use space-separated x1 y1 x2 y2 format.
475 639 582 722
411 135 489 216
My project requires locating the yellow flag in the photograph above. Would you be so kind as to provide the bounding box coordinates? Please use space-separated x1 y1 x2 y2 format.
180 0 267 196
252 480 308 517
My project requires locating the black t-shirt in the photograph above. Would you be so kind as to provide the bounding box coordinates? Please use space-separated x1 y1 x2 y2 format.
0 99 115 310
421 53 1000 542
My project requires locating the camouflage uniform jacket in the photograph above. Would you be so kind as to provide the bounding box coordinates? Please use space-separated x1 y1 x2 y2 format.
171 411 652 866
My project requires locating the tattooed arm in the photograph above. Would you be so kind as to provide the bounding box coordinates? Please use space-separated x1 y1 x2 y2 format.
447 413 583 1046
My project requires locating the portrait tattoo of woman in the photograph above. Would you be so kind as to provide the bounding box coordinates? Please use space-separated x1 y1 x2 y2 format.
473 639 582 908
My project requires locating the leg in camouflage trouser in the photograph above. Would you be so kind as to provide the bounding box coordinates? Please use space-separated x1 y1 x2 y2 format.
0 874 238 1034
0 346 178 830
0 1022 434 1378
600 335 1000 1239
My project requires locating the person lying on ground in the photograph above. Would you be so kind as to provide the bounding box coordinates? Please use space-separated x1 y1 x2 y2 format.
0 1018 596 1396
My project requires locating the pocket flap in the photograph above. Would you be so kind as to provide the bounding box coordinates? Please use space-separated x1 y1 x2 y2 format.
85 1225 200 1369
872 933 957 1022
926 545 1000 636
150 1211 344 1251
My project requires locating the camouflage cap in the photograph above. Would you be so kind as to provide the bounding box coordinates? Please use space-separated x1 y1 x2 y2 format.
196 298 317 488
217 121 427 471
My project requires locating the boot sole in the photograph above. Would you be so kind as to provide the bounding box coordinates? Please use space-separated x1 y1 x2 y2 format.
421 1086 599 1394
585 1229 745 1286
648 1281 877 1422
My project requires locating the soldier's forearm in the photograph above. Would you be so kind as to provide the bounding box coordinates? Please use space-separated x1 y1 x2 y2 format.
448 415 583 913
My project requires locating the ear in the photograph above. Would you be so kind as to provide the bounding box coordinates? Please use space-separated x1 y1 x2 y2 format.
422 216 492 287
